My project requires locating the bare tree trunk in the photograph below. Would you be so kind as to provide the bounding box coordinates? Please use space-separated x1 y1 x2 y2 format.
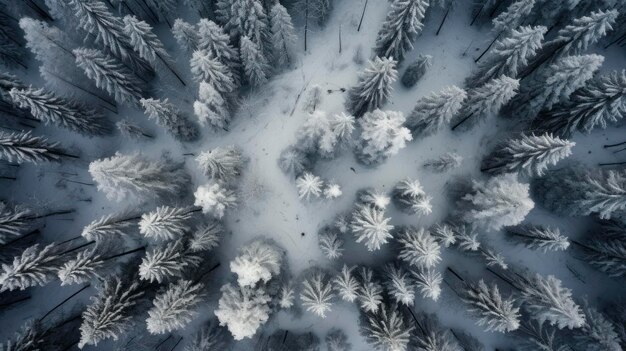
357 0 369 32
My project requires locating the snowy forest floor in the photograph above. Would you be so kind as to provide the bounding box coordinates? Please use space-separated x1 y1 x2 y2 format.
2 0 626 350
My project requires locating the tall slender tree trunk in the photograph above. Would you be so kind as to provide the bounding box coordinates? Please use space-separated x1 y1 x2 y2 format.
357 0 369 32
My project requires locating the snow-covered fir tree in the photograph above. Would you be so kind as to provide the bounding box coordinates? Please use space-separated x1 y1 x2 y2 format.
458 173 534 231
384 264 416 306
333 265 359 303
139 206 195 241
269 3 296 66
430 223 456 248
0 320 46 351
278 147 311 176
356 109 412 165
358 188 392 210
532 70 626 137
412 313 461 351
326 328 351 351
359 303 413 351
223 0 271 51
185 319 229 350
214 283 271 340
123 16 171 68
197 19 241 83
357 267 383 313
172 19 199 52
189 221 223 252
453 224 481 252
146 279 205 334
519 273 585 329
510 54 604 120
546 10 618 60
0 130 66 164
230 239 283 287
89 152 189 203
466 25 546 87
374 0 428 62
324 183 343 199
481 248 508 270
295 110 355 157
346 57 398 117
74 48 144 106
0 244 62 292
196 146 244 182
81 212 135 242
351 204 394 251
462 279 520 333
139 240 199 283
140 97 198 141
491 0 535 33
194 81 232 129
279 281 295 309
505 224 569 252
411 266 442 301
190 50 236 92
392 178 433 215
296 172 324 200
406 86 466 137
318 228 344 260
0 202 31 244
300 271 335 318
240 36 270 86
481 133 575 176
78 278 144 348
401 54 432 88
397 228 441 268
423 152 462 172
534 168 626 220
58 248 103 286
576 302 622 351
582 220 626 277
193 182 237 218
9 87 110 136
451 75 519 130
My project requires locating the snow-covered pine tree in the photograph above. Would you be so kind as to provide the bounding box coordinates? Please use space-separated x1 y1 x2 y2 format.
384 264 416 306
452 224 481 252
374 0 429 63
89 152 189 202
412 313 461 351
359 303 413 351
356 109 412 165
481 248 508 270
406 86 466 137
74 48 145 106
519 273 585 329
146 279 205 334
189 221 223 252
196 146 244 182
196 20 241 86
240 36 270 86
350 204 394 251
57 248 104 286
296 172 324 200
224 0 271 52
0 243 62 292
279 281 295 309
462 279 520 333
185 319 229 350
324 183 343 199
401 54 432 88
139 240 199 283
123 16 185 85
140 97 198 141
534 168 626 220
505 224 569 252
269 3 296 66
230 239 283 286
81 212 136 242
510 54 604 120
278 146 311 176
410 266 442 301
532 70 626 137
397 228 441 268
422 152 462 172
357 267 383 313
358 188 391 210
9 87 110 136
67 0 149 73
214 283 271 340
333 264 359 302
392 178 433 215
582 220 626 278
0 320 46 351
139 206 195 241
318 228 344 260
576 301 622 351
451 75 519 130
300 271 335 318
0 202 31 244
458 173 534 231
326 328 351 351
172 18 199 52
193 182 237 218
189 50 237 93
78 278 144 348
466 25 546 87
0 130 68 164
345 57 398 117
491 0 535 34
430 222 456 248
481 133 575 176
193 82 230 129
